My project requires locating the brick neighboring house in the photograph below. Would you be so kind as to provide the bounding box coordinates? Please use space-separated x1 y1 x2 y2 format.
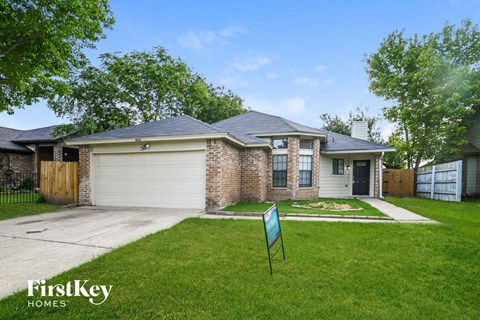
0 126 79 185
67 111 394 210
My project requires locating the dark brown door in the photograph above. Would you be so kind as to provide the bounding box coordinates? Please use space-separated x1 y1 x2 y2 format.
353 160 370 195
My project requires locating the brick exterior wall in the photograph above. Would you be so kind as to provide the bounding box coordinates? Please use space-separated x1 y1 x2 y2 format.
267 137 321 201
241 148 268 202
206 139 242 209
0 152 35 174
295 138 320 199
78 145 91 204
76 136 379 209
53 145 63 161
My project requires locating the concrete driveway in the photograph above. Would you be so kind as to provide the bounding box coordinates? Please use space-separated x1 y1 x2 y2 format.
0 206 201 299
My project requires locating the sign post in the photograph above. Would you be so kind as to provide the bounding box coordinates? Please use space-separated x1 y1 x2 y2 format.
262 204 285 275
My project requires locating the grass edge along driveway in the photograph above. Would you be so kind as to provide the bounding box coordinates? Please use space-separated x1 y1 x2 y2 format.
0 203 63 221
1 197 479 319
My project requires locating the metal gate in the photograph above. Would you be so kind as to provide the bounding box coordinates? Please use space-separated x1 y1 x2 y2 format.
0 171 39 204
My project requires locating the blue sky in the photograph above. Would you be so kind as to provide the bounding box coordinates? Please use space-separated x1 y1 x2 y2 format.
2 0 480 137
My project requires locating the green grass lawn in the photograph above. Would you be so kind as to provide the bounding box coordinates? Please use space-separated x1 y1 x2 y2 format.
0 192 42 204
221 198 385 216
0 197 479 319
0 203 63 221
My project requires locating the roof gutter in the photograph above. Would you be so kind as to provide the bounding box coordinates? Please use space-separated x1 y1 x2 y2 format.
65 133 271 149
254 132 327 140
321 148 395 154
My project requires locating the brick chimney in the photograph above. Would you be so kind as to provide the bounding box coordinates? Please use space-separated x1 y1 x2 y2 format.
351 120 368 140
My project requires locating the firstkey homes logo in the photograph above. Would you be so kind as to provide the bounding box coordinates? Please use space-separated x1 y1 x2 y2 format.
27 279 113 307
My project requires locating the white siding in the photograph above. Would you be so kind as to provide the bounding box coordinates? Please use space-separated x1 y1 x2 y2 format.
319 153 375 198
465 156 478 194
351 121 368 141
466 108 480 149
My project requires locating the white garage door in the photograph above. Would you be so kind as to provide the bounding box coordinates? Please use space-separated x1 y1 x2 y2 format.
94 150 206 209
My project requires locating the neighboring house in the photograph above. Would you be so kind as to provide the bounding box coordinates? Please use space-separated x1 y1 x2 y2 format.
67 111 394 210
461 106 480 195
0 125 79 184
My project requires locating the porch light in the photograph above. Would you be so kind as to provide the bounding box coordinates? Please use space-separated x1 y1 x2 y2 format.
140 143 151 151
346 165 351 171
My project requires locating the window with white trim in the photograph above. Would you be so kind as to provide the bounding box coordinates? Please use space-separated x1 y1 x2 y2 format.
300 139 313 150
299 155 312 187
272 138 288 149
332 158 344 175
272 155 288 187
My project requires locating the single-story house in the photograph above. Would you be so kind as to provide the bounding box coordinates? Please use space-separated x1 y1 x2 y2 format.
461 106 480 195
0 125 79 184
66 111 394 210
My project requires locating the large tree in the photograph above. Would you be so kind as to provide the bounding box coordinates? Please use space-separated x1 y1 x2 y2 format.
365 20 480 169
0 0 114 113
319 106 383 142
50 47 247 136
383 130 408 169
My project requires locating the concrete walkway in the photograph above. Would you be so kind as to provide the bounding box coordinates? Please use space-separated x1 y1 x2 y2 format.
201 199 438 224
200 214 397 223
360 198 437 224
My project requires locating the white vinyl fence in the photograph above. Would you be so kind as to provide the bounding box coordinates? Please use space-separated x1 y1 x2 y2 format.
416 160 463 202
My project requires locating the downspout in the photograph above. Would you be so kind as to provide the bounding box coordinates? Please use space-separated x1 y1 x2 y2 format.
379 152 385 199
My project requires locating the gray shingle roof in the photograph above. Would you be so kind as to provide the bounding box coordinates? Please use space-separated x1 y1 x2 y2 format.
321 132 395 152
1 125 59 153
70 115 226 141
213 110 325 144
67 110 394 152
12 125 58 143
0 127 32 153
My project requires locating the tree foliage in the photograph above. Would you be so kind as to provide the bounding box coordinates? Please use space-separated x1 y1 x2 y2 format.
50 47 247 136
0 0 114 113
383 130 408 169
365 20 480 169
319 106 383 142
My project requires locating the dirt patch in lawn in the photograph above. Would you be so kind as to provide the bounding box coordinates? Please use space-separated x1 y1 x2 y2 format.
292 201 363 212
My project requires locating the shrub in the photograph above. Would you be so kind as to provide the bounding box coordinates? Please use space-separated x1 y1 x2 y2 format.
35 194 46 204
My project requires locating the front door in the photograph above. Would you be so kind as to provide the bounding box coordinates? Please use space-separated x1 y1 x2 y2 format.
353 160 370 196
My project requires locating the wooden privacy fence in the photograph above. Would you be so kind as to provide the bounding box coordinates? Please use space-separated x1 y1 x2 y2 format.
40 161 78 204
382 169 415 197
416 160 462 202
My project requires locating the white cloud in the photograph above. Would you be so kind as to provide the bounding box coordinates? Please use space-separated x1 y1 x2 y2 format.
316 65 327 73
381 122 396 140
321 78 334 85
176 26 246 52
233 53 271 72
285 97 307 114
292 77 319 87
216 52 274 88
244 95 307 116
292 77 333 87
266 72 279 80
216 69 247 88
218 26 246 38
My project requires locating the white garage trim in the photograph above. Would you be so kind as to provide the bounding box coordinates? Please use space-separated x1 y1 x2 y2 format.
91 142 206 209
91 140 206 154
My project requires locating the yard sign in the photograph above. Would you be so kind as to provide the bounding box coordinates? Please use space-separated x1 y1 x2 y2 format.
262 204 285 275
